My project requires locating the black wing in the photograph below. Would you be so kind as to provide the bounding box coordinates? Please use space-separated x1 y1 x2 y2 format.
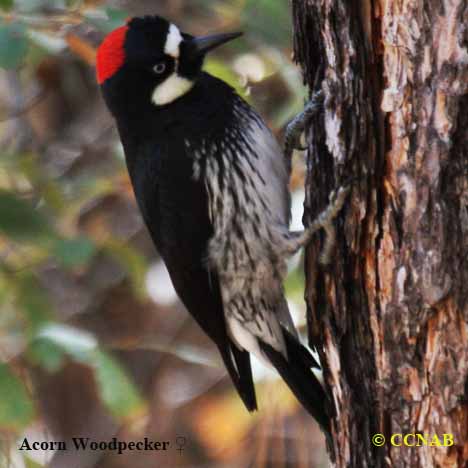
122 132 257 412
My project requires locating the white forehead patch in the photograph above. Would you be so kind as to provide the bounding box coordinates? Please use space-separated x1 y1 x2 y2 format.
164 24 183 58
152 74 194 106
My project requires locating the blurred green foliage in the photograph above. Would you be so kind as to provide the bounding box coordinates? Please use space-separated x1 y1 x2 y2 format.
242 0 291 45
0 0 147 452
0 22 28 68
0 1 307 465
32 324 144 417
0 363 34 430
0 0 14 12
0 189 52 241
88 7 129 33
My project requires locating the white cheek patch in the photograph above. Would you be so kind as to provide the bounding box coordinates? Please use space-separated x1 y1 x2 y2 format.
164 24 183 58
151 73 194 106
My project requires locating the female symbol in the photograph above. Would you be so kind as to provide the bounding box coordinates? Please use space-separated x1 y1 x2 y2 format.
175 436 186 454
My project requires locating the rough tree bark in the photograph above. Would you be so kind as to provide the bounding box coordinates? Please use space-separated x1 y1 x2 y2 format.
291 0 468 466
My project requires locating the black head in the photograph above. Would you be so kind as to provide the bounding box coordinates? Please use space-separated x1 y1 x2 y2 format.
96 16 242 114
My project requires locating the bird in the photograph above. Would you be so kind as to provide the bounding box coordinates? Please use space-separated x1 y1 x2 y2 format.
96 15 348 438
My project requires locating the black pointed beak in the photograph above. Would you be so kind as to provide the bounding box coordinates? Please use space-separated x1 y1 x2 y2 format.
189 31 243 57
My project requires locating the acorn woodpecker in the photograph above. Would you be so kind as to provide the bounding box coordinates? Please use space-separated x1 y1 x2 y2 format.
96 15 348 436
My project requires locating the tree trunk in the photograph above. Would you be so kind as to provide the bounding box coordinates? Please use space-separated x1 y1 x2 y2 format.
291 0 468 466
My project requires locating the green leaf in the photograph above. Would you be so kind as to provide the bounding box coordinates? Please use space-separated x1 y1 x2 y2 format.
0 364 34 430
52 238 96 268
94 351 143 418
0 190 52 242
16 274 51 331
28 338 65 372
29 323 97 371
0 22 28 69
35 323 97 364
31 325 143 417
0 0 14 12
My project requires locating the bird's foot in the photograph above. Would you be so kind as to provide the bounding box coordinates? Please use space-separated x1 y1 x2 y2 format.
315 185 350 265
284 184 350 260
284 91 324 162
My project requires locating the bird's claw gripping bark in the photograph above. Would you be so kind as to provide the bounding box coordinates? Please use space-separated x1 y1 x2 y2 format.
284 91 324 162
284 184 350 262
317 185 350 265
283 92 350 264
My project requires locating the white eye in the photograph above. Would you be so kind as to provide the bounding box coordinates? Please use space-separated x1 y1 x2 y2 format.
153 63 166 74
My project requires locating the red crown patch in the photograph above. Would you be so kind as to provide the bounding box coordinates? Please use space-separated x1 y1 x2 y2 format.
96 25 128 84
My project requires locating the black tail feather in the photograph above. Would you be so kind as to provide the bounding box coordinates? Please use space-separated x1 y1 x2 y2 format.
282 328 320 370
218 344 258 412
259 333 331 437
231 344 258 411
